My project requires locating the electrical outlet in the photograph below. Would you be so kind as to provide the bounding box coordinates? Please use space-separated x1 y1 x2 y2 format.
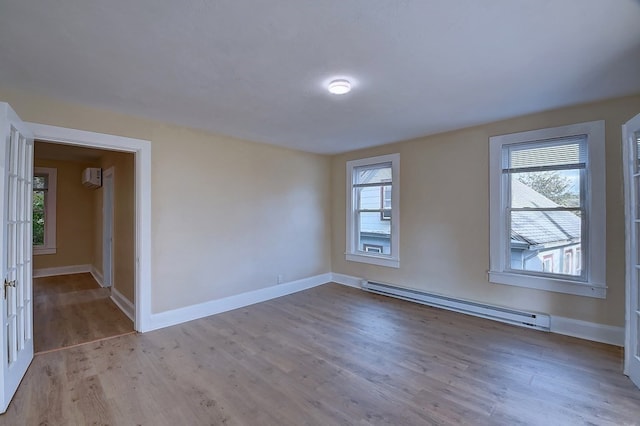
277 274 284 284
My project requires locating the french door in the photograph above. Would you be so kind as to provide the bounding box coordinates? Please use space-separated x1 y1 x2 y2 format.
0 103 34 412
623 112 640 389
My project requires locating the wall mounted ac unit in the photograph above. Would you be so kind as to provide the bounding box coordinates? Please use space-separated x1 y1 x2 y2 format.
82 168 102 189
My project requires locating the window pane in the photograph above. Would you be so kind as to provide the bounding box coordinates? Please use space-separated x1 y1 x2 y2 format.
358 212 390 255
508 137 586 170
382 186 391 209
511 169 581 208
636 314 640 358
636 175 640 219
357 186 383 210
637 270 640 310
635 131 640 173
355 163 392 185
510 210 581 276
33 175 47 190
33 190 45 245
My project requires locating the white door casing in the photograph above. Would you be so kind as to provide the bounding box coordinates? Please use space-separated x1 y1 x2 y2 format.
623 112 640 389
25 122 152 332
102 167 114 288
0 103 34 413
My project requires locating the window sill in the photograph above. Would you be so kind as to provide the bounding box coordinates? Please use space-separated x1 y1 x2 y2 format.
488 271 606 299
346 253 399 268
33 247 56 256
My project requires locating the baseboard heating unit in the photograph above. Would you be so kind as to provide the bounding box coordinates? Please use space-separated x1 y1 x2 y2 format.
362 281 550 331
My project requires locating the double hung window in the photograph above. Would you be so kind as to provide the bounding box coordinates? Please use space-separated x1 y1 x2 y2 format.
346 154 400 268
489 121 606 298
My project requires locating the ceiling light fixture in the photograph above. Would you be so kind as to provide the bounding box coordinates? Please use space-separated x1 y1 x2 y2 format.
328 79 351 95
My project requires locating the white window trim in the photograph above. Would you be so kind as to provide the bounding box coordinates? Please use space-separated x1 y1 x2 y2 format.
33 166 57 255
345 153 400 268
489 120 606 298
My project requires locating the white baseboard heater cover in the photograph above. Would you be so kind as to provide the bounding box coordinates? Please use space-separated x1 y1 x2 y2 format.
362 281 550 331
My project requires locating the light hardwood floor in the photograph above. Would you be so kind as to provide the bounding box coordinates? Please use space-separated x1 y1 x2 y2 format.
4 283 639 425
34 273 134 353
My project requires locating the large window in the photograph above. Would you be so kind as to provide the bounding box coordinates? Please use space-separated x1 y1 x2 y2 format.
489 121 606 298
346 153 399 268
33 167 57 255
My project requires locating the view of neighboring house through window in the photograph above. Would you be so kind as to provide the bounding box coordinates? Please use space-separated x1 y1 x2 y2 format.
363 244 384 253
489 121 606 298
381 181 391 220
564 249 574 274
542 254 553 273
507 137 585 278
346 153 400 268
33 167 57 255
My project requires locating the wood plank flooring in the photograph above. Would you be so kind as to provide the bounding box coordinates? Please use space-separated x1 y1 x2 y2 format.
4 283 639 425
34 273 134 353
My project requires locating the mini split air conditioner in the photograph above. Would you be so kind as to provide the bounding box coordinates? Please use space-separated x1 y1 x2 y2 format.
82 168 102 189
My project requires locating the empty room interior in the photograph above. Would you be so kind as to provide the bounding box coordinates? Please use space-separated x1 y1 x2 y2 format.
0 1 640 425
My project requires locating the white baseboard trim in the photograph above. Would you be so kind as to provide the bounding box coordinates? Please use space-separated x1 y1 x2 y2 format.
33 264 91 278
331 273 364 288
332 272 624 347
147 273 332 332
111 287 135 322
550 316 624 347
90 266 104 287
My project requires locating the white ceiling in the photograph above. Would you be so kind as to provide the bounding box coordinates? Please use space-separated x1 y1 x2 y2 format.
1 1 639 154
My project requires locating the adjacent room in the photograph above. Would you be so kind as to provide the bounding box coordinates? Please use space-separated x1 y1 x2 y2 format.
32 142 135 353
0 0 639 424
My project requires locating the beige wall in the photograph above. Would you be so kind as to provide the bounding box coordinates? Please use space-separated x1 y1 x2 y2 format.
332 95 640 327
8 86 637 328
92 151 135 303
148 125 331 312
33 157 96 270
1 87 332 314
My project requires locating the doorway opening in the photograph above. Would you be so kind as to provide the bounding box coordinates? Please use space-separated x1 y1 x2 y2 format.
32 141 135 353
27 122 152 333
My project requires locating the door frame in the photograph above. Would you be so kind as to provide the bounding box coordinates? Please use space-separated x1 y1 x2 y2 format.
102 167 114 288
27 123 152 332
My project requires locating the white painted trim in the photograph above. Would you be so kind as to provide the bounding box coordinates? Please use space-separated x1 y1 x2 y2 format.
489 271 607 299
90 266 104 287
111 287 135 322
102 167 114 288
345 253 399 268
330 273 364 288
550 316 624 347
27 122 152 333
146 273 332 332
33 264 91 278
32 248 56 255
333 272 622 346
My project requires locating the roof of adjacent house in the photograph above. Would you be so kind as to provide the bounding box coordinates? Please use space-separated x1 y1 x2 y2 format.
510 179 581 247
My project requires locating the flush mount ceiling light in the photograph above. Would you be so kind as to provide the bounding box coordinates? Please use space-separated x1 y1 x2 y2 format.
328 79 351 95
